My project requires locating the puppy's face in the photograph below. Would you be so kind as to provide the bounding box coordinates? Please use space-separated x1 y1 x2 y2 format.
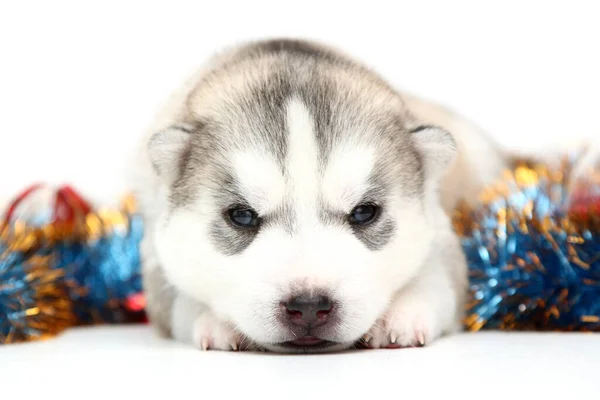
148 53 456 352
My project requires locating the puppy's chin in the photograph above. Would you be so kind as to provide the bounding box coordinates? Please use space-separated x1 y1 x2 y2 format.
259 341 355 354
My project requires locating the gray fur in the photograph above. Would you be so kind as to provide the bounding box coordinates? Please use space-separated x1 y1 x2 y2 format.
209 215 260 256
149 39 435 254
351 216 396 251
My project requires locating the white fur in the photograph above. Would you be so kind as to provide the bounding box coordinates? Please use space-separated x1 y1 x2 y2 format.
285 97 320 223
231 150 285 214
322 142 376 212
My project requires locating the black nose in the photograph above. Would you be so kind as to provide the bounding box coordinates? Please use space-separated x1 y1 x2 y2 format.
283 294 333 327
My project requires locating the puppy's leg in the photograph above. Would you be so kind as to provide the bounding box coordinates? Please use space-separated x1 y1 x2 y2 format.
171 293 254 351
365 234 467 348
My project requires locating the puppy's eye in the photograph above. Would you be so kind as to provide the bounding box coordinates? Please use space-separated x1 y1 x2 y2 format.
227 207 259 228
348 203 380 226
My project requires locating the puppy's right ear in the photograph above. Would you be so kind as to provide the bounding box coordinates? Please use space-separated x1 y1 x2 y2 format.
410 124 457 181
147 124 193 184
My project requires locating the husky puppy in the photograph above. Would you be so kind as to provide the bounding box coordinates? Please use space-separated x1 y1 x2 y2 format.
130 38 506 353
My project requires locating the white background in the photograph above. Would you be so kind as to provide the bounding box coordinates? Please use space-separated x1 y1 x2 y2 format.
1 1 599 205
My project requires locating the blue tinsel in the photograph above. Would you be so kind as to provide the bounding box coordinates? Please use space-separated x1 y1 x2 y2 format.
0 240 72 342
457 161 600 331
0 209 145 344
54 213 145 325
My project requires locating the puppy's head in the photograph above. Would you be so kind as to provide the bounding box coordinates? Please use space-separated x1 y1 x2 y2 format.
147 40 456 353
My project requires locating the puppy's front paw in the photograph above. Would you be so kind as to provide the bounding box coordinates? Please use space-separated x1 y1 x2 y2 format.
192 313 250 351
363 295 440 349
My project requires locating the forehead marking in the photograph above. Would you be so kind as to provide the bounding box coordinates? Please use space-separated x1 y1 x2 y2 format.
285 97 320 224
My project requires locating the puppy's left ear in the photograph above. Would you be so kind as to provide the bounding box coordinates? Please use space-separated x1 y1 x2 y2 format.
410 125 458 180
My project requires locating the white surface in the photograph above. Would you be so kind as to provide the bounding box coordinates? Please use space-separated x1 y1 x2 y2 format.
1 325 598 398
1 1 600 205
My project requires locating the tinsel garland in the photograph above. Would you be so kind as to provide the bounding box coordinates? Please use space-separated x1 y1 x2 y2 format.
0 187 145 344
1 154 599 345
0 234 73 343
453 156 600 331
